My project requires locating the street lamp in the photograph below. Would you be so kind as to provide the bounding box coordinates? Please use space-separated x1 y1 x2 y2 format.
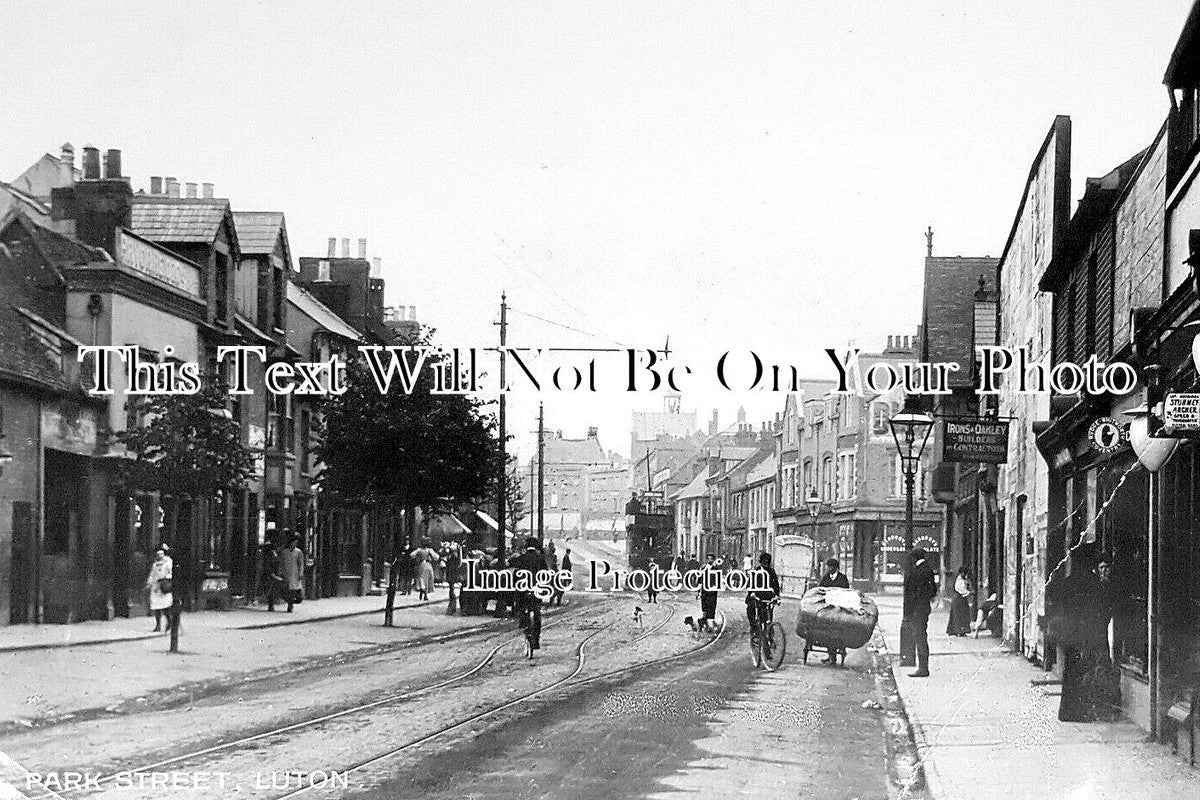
889 399 934 667
804 487 822 519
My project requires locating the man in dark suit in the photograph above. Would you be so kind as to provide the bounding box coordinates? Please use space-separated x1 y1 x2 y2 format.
903 547 938 677
818 558 850 589
512 537 547 650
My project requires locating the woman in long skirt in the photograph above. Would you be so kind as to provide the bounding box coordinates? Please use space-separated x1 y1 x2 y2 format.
411 540 438 601
1056 550 1121 722
146 545 174 632
947 567 973 636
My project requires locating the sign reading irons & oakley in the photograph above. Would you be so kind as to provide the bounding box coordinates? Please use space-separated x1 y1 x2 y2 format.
942 420 1010 463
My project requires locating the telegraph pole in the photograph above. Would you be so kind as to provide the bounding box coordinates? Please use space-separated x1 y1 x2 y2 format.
496 293 508 566
537 403 545 545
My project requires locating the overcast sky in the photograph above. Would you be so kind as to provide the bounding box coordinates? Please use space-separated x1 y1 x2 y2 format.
2 1 1191 460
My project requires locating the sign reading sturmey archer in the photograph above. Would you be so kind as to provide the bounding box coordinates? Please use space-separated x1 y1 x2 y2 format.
942 420 1010 463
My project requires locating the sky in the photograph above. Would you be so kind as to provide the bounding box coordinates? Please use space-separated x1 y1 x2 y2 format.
1 0 1192 462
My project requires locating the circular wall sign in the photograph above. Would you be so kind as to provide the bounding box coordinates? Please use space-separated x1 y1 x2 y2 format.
1088 417 1124 453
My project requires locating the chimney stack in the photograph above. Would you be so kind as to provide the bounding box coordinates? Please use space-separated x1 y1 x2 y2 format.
81 146 101 180
185 182 197 199
201 182 214 199
103 149 122 179
587 426 598 439
358 238 367 259
371 256 382 278
340 238 350 258
166 177 180 198
150 176 163 195
317 260 331 282
327 237 337 257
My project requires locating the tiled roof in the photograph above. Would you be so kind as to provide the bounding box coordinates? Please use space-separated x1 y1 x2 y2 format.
543 436 608 466
673 469 710 501
130 196 229 242
287 282 362 341
0 181 51 222
0 213 88 394
232 211 285 254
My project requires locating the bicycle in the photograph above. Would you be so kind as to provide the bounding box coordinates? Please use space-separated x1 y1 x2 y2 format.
517 593 542 659
748 597 787 671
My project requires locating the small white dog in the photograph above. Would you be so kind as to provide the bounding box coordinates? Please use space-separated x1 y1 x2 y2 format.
633 606 644 629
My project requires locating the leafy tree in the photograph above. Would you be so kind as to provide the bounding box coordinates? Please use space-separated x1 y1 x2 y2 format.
317 335 506 625
114 374 253 648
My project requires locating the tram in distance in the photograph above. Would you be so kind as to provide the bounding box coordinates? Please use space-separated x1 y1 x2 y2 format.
624 493 675 573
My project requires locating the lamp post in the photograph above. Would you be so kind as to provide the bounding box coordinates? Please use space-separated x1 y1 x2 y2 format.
805 488 821 592
889 401 934 667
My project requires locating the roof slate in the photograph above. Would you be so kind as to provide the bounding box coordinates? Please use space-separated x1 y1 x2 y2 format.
0 213 89 393
287 282 362 341
130 196 229 242
232 211 285 254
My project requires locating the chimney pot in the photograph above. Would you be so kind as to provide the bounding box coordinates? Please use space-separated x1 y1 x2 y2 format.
370 257 381 278
201 182 214 199
358 238 367 259
185 182 197 199
81 146 101 180
327 237 337 257
103 149 122 179
60 143 75 168
408 305 416 320
341 238 350 258
166 177 180 198
150 176 163 194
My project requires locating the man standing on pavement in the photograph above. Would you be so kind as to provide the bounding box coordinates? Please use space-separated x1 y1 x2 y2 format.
698 553 720 632
554 547 572 606
903 547 938 677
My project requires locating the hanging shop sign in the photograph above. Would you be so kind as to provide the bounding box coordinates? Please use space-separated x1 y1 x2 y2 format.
942 419 1009 463
1162 393 1200 434
1087 417 1125 453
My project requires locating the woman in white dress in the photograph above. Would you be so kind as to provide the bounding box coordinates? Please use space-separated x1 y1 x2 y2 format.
146 545 174 632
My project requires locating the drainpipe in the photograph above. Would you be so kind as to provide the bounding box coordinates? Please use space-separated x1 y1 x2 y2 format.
1148 469 1160 740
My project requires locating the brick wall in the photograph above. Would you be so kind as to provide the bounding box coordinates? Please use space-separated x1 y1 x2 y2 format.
1114 124 1168 353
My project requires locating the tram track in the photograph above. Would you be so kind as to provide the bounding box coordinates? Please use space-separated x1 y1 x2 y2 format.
33 595 714 800
41 597 616 799
266 602 727 800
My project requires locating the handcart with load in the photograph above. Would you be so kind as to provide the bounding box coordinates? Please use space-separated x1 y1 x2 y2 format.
795 586 879 666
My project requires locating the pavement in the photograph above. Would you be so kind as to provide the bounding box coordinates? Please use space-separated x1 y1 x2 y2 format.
0 588 465 728
875 594 1200 800
0 593 399 652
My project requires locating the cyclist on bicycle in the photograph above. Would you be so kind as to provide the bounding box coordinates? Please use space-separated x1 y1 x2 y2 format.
745 552 782 629
512 537 546 651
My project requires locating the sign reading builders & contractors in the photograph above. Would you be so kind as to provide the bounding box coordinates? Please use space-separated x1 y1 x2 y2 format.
942 420 1010 463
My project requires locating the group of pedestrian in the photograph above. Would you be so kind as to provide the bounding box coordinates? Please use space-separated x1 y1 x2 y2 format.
260 537 306 612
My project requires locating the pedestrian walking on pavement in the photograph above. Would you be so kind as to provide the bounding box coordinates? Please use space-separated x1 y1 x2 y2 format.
398 547 415 595
146 545 174 632
262 542 283 611
411 539 438 601
903 547 938 677
279 536 305 612
947 567 973 636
